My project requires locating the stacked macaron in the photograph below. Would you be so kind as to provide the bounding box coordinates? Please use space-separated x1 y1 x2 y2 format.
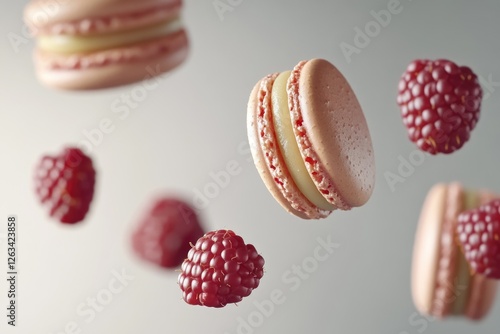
412 183 498 320
24 0 189 89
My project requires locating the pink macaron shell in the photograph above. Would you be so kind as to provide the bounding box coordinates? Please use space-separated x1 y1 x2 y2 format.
464 190 498 320
247 75 329 220
412 183 448 316
288 59 375 209
34 29 188 90
25 0 181 32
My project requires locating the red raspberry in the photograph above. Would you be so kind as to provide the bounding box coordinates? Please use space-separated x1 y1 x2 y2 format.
178 229 265 308
34 147 95 224
397 59 482 154
132 197 205 269
457 199 500 279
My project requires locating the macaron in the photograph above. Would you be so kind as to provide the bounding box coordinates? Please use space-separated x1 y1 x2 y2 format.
24 0 188 90
411 182 498 320
247 58 375 219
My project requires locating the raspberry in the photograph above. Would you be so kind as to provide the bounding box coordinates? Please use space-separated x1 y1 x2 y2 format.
457 199 500 279
178 229 265 308
132 197 205 269
397 59 482 154
34 147 96 224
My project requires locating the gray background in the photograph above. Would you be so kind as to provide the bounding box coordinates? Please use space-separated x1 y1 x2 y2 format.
1 0 500 333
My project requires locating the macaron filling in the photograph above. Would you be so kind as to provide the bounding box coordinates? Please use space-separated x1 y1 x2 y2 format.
38 17 183 54
271 71 335 211
450 190 477 314
431 185 475 316
451 247 472 314
254 74 329 219
36 30 187 71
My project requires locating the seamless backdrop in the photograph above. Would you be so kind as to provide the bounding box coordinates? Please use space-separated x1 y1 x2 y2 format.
1 0 500 333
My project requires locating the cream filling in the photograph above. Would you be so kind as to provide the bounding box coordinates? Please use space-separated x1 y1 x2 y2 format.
38 17 182 54
451 190 477 314
271 71 335 211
